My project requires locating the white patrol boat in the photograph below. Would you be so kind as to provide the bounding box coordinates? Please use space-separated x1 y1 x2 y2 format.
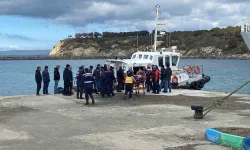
106 4 210 90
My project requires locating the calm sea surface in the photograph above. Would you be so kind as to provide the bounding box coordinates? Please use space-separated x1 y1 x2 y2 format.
0 59 249 96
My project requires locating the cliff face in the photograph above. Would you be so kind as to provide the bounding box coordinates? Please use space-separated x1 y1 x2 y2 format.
50 36 154 57
50 26 250 58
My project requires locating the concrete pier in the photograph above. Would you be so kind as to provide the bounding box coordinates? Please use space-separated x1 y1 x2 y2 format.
0 90 250 150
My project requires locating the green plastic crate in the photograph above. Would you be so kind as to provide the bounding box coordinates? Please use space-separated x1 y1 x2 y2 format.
220 132 244 150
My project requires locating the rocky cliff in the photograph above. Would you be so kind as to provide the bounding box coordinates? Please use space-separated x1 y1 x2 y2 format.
50 26 250 59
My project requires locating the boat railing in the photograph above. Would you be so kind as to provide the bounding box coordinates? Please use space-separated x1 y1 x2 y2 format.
241 18 250 32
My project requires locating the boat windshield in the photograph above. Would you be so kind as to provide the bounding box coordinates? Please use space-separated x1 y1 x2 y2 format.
150 55 153 60
139 54 142 59
143 55 149 59
132 54 136 59
172 56 179 66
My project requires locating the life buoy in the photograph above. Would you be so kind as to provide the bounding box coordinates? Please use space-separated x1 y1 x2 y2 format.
194 66 200 74
171 76 178 83
187 66 192 73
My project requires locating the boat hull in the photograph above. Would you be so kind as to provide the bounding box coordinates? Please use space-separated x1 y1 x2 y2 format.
241 32 250 50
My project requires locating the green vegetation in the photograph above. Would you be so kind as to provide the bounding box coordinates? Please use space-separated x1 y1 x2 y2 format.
51 26 249 58
170 26 249 55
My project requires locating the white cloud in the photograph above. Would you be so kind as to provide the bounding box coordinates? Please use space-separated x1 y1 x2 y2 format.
0 0 249 32
9 45 19 49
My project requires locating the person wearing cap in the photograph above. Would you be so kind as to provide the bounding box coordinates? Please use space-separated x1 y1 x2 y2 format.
81 68 95 105
124 71 136 99
54 65 60 94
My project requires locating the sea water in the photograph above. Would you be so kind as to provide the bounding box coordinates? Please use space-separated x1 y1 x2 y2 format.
0 59 249 96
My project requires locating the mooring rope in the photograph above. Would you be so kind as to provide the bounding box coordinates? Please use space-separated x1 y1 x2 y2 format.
203 80 250 117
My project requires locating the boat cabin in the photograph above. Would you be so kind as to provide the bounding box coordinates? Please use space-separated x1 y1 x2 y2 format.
107 48 181 77
131 51 180 69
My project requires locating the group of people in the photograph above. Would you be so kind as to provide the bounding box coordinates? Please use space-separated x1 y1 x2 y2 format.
35 63 172 105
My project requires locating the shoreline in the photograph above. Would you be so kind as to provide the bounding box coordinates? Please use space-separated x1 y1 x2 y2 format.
1 89 249 98
0 55 250 60
0 90 250 149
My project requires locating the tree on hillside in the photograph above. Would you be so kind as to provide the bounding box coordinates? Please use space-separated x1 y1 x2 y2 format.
228 36 238 49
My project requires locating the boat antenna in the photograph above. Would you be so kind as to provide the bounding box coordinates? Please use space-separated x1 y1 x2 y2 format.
137 34 138 51
154 4 160 52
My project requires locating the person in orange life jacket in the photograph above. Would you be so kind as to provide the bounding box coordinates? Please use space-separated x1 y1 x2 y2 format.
146 66 153 92
124 70 136 100
80 68 95 105
152 65 160 94
116 66 124 92
76 66 84 99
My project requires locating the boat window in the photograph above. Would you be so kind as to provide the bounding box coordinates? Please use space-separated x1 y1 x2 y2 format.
158 57 163 67
172 56 178 66
150 55 153 60
132 54 136 59
143 55 149 59
139 54 142 59
165 55 170 66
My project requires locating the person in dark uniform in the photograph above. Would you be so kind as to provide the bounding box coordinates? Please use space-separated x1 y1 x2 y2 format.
76 66 84 99
106 67 115 97
93 64 101 94
35 66 42 96
89 66 94 74
63 64 71 96
152 65 160 94
69 66 73 94
100 66 107 98
54 65 60 94
109 66 116 96
116 66 124 92
166 63 172 93
81 68 95 105
146 66 152 92
42 66 50 94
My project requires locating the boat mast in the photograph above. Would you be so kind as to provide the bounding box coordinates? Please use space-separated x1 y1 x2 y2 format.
137 34 138 51
154 4 160 51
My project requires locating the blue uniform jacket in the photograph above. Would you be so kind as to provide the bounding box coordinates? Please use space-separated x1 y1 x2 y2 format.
81 73 94 88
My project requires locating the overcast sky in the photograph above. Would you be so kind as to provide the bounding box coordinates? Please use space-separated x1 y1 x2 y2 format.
0 0 249 50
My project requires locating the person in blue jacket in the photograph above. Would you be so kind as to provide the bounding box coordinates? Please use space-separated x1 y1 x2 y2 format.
81 68 95 105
